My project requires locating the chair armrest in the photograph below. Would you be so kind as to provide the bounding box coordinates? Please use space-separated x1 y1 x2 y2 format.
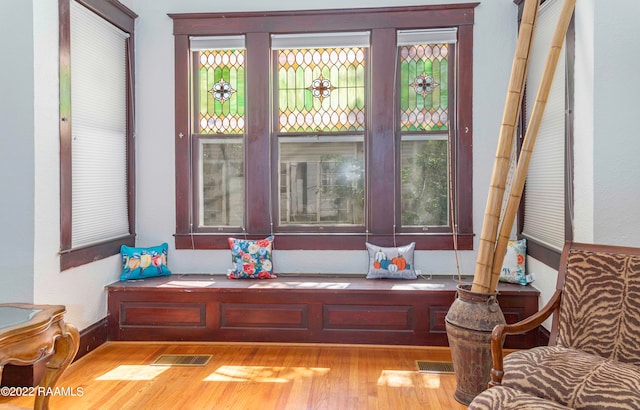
488 289 562 387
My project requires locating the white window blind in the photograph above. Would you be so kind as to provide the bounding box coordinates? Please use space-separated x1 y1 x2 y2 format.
522 0 566 250
271 32 370 49
397 28 458 45
70 1 130 248
190 35 245 51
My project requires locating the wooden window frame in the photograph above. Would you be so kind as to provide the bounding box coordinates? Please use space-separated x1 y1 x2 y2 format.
59 0 137 270
170 4 478 250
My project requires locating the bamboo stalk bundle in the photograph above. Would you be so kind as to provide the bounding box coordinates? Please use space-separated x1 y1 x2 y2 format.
489 0 576 292
471 0 541 294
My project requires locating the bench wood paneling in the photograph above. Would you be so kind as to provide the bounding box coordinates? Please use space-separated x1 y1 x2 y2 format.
107 275 540 348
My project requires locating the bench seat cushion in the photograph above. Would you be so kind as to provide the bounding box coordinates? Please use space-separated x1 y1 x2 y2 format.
501 346 640 409
469 385 573 409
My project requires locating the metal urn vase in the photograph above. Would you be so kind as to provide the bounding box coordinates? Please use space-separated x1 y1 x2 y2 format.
445 284 506 405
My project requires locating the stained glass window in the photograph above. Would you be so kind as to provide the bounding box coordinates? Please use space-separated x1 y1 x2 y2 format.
191 36 246 228
397 29 456 228
195 48 245 134
399 43 450 132
275 47 367 133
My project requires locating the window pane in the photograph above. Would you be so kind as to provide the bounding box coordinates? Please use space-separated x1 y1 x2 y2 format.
279 139 364 225
276 47 366 132
196 49 245 134
400 136 449 226
200 141 244 227
399 44 449 132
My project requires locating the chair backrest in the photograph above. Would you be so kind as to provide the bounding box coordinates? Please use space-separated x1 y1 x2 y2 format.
551 242 640 366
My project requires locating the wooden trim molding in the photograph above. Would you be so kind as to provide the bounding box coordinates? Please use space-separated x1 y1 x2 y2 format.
75 317 109 362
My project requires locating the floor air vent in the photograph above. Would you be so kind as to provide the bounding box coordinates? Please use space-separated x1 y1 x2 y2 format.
151 355 212 366
415 360 454 374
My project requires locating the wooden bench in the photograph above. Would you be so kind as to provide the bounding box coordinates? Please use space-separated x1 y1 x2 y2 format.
106 274 541 348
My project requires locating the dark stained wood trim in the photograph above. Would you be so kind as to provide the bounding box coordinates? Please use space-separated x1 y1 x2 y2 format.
59 0 72 252
455 23 474 236
368 28 396 235
1 362 46 388
246 33 272 235
175 34 191 237
75 0 137 33
60 234 135 271
175 233 474 250
564 15 575 244
169 4 479 35
75 317 109 362
524 237 562 270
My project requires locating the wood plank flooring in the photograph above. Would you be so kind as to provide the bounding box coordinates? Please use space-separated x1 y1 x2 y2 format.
0 342 468 410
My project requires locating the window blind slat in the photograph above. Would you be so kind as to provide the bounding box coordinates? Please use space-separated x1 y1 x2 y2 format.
70 1 129 248
522 0 566 251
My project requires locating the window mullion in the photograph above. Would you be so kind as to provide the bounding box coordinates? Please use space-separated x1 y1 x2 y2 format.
245 32 271 235
368 28 397 237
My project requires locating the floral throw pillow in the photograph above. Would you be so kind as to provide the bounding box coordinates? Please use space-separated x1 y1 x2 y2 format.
227 236 276 279
366 242 417 279
120 243 172 280
499 239 533 285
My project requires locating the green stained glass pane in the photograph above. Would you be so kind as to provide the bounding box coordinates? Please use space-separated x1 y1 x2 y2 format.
196 49 245 134
399 44 450 132
277 47 366 132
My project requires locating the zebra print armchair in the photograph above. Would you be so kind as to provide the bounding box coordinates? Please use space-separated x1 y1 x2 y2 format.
469 242 640 409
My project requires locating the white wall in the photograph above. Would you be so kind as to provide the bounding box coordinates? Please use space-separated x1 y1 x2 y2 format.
129 0 518 276
0 0 35 303
592 0 640 247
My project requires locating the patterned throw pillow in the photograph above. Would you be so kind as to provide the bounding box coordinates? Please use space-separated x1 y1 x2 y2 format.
499 239 533 285
227 236 276 279
120 243 172 280
365 242 417 279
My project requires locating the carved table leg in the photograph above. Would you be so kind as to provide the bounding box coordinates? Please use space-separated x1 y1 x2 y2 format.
34 323 79 410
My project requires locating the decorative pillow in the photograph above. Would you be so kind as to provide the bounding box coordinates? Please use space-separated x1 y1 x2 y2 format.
120 243 171 280
366 242 417 279
227 236 276 279
499 239 533 285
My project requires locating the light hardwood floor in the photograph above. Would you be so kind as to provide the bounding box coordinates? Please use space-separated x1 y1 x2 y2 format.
0 342 468 410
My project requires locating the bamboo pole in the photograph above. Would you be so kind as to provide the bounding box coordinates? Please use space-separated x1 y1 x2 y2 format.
488 0 576 293
471 0 540 294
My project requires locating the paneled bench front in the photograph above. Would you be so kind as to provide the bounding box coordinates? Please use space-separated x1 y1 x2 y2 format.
106 275 541 348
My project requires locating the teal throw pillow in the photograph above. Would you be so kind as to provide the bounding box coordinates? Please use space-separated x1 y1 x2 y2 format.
120 243 172 280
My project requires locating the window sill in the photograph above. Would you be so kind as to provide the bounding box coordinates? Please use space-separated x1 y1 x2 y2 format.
174 232 473 250
60 234 135 271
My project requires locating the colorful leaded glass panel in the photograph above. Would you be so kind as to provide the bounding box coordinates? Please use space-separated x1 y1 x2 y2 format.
276 48 366 133
197 49 245 134
399 44 449 132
